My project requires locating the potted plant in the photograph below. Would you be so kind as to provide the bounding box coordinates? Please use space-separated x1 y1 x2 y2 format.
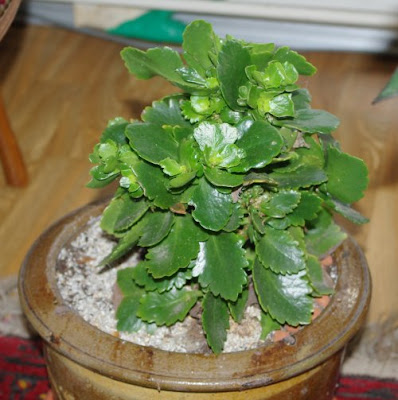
19 20 371 400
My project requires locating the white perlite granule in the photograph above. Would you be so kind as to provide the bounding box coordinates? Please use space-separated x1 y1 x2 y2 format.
56 218 265 353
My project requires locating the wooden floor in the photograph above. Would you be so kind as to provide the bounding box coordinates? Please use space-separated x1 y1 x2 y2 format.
1 24 398 324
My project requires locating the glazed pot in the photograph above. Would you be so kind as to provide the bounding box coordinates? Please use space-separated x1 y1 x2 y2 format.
19 201 371 400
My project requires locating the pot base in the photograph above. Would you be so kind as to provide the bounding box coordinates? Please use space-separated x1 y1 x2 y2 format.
46 345 342 400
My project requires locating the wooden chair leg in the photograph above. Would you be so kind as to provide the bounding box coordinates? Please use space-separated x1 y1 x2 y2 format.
0 94 28 186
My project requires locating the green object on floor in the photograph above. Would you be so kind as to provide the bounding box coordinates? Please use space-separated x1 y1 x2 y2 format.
107 10 186 44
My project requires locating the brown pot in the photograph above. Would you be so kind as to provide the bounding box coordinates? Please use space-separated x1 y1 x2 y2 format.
18 201 371 400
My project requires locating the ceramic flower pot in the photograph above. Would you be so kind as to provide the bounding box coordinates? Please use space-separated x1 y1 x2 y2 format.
18 201 371 400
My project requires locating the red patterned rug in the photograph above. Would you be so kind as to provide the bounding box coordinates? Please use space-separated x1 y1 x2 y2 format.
1 335 397 399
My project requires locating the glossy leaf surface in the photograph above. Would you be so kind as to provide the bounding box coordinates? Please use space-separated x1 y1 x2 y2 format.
256 227 306 274
190 178 233 231
217 40 251 110
233 120 283 172
146 215 208 278
132 261 191 293
198 232 248 301
253 259 313 325
138 288 201 326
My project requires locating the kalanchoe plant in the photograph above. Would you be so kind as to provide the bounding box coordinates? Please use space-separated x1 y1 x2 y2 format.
88 20 369 354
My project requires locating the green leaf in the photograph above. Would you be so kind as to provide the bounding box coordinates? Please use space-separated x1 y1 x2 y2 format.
168 171 197 189
142 95 190 127
181 100 205 123
193 121 240 151
160 158 185 176
121 46 206 93
273 47 317 76
269 136 327 188
306 255 334 296
193 122 245 168
100 117 129 145
288 226 307 251
198 232 248 301
243 172 277 186
116 294 146 332
305 209 347 257
223 203 243 232
253 258 313 326
100 195 149 234
190 178 233 231
126 123 179 165
182 20 220 77
88 164 119 182
258 93 294 118
270 93 295 117
325 197 369 224
137 288 201 326
251 208 266 234
86 170 119 188
178 67 208 86
133 161 179 208
260 311 281 340
260 190 301 218
228 287 249 323
373 67 398 103
202 292 230 354
276 109 340 134
291 89 311 110
217 40 251 110
232 120 283 172
256 227 306 274
100 223 142 265
204 167 243 187
266 217 290 230
138 211 175 247
251 51 274 71
219 107 243 124
132 261 191 293
272 136 324 173
252 60 298 89
270 165 327 189
117 267 138 295
285 191 323 226
116 268 146 332
146 215 208 278
325 147 369 204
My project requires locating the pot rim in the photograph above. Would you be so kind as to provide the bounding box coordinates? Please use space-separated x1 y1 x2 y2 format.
18 200 371 393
